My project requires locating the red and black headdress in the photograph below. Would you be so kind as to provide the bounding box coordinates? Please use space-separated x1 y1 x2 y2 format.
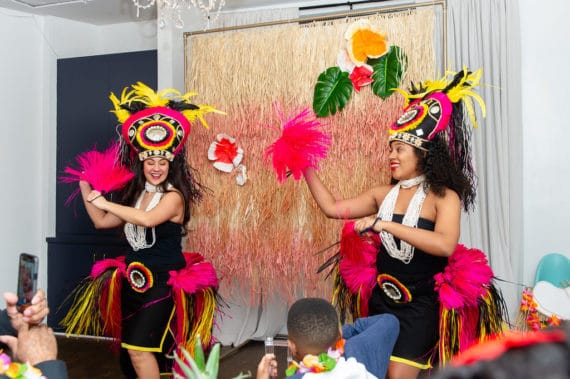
110 82 224 162
389 67 486 158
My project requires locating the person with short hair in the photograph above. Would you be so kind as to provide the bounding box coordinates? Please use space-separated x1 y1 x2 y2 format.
257 297 399 379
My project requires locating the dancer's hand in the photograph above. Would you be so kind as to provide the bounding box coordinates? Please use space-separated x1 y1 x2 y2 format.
87 190 106 208
354 216 383 234
79 180 92 192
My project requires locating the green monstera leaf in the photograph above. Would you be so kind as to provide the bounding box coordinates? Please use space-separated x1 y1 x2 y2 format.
313 66 354 118
370 45 408 99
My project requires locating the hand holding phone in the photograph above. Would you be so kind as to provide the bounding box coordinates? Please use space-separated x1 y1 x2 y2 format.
264 337 277 378
4 290 49 331
17 253 39 312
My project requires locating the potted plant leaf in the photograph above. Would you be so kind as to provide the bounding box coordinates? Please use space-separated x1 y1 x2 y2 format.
171 335 251 379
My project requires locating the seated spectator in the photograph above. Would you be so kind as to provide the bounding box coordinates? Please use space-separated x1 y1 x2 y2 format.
0 290 68 379
429 322 569 379
257 297 398 379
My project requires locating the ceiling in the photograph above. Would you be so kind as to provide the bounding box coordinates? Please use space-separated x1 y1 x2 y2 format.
0 0 289 25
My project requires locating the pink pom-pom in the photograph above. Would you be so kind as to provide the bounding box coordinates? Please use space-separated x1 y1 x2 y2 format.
183 251 206 266
90 256 126 278
60 142 135 204
338 222 381 315
339 221 380 266
264 107 332 183
168 252 219 294
436 281 465 309
435 244 495 310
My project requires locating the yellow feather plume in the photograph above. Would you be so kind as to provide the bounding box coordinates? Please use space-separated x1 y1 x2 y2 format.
178 91 199 102
109 86 135 123
181 105 226 129
445 68 486 128
131 82 170 107
395 67 486 128
157 87 182 100
109 82 225 128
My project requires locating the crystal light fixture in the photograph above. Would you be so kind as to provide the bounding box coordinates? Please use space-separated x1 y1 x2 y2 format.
132 0 225 29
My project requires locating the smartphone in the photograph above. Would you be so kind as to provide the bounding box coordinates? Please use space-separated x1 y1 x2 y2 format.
264 337 277 378
17 253 39 312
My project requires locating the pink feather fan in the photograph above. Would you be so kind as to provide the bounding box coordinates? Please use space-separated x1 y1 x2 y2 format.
60 142 134 204
264 106 332 183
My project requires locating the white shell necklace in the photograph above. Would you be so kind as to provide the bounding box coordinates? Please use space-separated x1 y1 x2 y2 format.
377 175 428 264
124 182 169 251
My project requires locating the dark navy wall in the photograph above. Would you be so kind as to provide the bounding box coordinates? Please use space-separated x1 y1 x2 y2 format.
48 50 157 330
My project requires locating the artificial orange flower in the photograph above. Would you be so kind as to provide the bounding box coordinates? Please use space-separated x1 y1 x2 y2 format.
301 355 325 372
345 19 388 66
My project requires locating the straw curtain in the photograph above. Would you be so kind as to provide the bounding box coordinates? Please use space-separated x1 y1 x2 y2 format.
184 7 437 343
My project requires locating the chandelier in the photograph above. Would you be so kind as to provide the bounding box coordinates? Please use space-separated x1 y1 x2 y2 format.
133 0 226 29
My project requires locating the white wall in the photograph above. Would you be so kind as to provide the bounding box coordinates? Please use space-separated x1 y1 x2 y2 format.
519 0 570 285
0 8 156 306
0 10 44 306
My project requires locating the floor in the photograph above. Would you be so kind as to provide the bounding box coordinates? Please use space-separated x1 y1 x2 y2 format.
56 334 289 379
56 334 438 378
56 335 122 378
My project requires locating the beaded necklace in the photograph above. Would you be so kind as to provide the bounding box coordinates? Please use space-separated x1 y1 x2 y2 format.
377 175 427 264
124 182 171 251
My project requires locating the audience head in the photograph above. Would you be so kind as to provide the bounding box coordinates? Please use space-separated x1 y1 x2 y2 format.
431 322 569 379
286 298 340 359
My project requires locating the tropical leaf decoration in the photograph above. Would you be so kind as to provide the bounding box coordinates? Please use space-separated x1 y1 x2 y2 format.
313 67 354 117
172 334 251 379
370 45 407 99
312 19 408 117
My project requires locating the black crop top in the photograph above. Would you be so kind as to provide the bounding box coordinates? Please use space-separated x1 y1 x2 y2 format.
125 221 185 270
377 214 449 284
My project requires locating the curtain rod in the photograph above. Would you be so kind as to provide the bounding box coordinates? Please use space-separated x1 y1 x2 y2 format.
185 1 445 35
299 0 392 11
185 0 446 64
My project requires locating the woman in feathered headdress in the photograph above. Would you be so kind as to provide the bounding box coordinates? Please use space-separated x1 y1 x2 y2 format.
300 68 505 379
61 82 223 378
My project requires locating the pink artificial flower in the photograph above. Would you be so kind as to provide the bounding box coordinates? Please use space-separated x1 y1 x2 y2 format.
349 65 374 92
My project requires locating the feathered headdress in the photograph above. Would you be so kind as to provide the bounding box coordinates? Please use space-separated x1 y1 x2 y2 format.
390 67 485 146
61 83 224 204
389 67 485 178
109 82 225 162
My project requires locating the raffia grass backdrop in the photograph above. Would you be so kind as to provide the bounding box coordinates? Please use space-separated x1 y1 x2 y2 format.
183 8 436 302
